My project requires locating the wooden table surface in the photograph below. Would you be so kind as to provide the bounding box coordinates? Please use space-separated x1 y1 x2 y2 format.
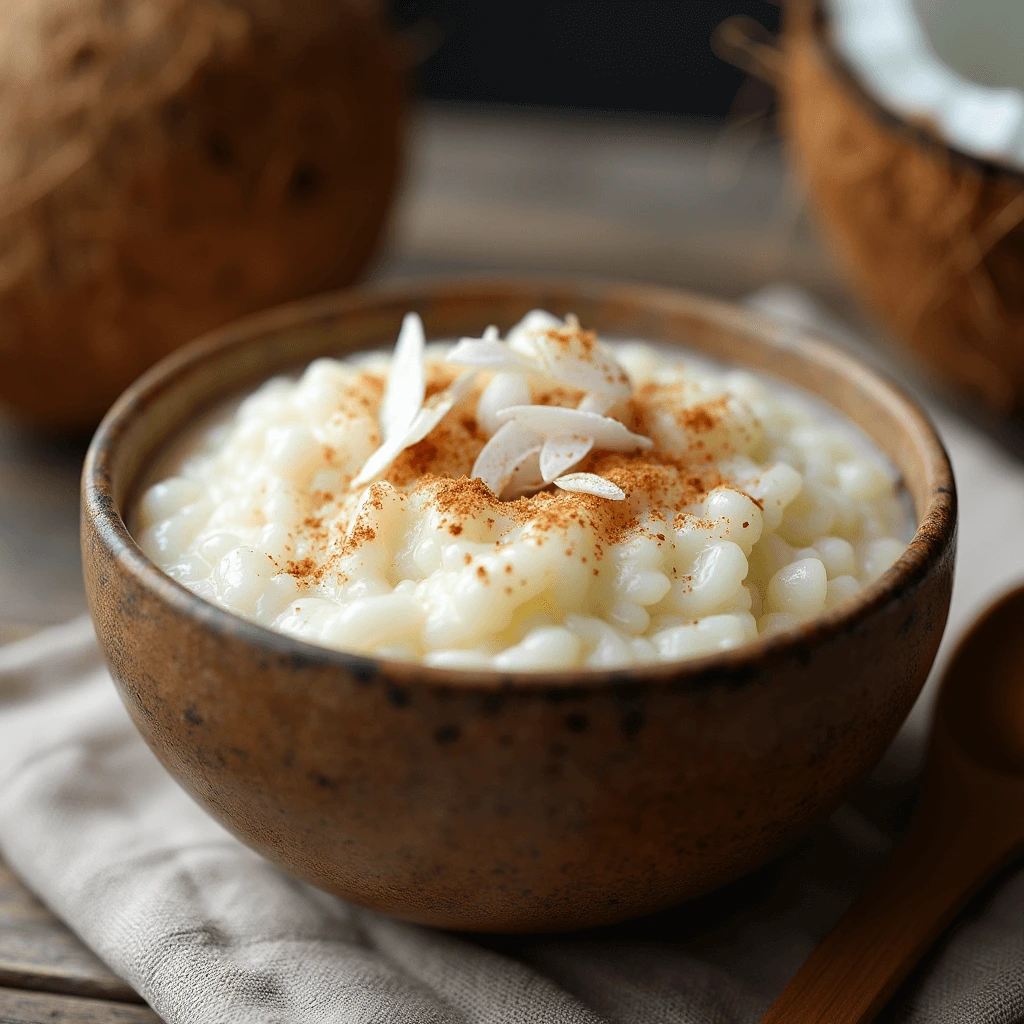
0 104 847 1021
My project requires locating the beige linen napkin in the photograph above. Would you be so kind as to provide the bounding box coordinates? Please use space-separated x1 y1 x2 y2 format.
2 288 1023 1024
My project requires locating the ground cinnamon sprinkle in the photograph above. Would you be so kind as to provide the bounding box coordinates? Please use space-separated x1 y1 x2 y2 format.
629 385 729 438
356 373 385 397
136 323 913 670
350 523 376 546
273 370 740 577
531 383 587 408
350 372 385 414
424 363 462 398
541 322 630 390
285 556 321 582
675 397 727 433
384 415 487 488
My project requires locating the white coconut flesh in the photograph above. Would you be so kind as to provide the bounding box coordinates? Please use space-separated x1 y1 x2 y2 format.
351 311 651 501
827 0 1024 170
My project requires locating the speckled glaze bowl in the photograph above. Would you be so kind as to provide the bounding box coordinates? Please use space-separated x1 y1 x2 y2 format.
81 279 956 933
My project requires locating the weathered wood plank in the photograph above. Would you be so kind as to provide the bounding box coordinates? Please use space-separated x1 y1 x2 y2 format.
0 986 160 1024
384 105 842 300
0 865 141 1004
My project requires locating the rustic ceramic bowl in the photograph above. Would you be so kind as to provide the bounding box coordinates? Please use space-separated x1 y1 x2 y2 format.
81 279 956 933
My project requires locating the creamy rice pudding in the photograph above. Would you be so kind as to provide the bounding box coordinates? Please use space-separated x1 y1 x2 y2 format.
135 311 912 670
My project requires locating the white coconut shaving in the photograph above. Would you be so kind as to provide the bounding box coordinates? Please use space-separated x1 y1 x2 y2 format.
378 312 426 443
470 420 544 496
494 406 652 453
445 335 537 374
538 435 595 482
351 364 478 488
353 309 650 500
476 372 532 434
450 311 631 406
552 473 626 501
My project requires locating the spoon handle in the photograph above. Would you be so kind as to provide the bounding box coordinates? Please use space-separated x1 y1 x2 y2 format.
759 770 1020 1024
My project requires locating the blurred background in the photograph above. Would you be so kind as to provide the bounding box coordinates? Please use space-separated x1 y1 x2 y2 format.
397 0 780 116
378 0 828 295
0 0 850 639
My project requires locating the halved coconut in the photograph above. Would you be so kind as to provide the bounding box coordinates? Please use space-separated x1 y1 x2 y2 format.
782 0 1024 414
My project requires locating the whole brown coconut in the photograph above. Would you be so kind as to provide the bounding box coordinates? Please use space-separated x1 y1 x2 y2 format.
0 0 405 429
781 0 1024 415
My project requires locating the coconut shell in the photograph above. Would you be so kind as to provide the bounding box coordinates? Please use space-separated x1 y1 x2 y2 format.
0 0 405 429
781 0 1024 415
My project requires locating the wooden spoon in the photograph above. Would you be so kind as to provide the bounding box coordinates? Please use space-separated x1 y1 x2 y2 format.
761 585 1024 1024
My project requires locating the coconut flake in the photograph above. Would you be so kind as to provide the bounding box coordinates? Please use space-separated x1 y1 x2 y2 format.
552 473 626 501
503 311 632 401
531 330 631 402
379 313 425 442
355 309 644 498
502 449 546 499
507 310 563 357
452 311 633 414
577 391 618 415
352 370 477 489
495 405 652 452
477 371 532 435
539 434 594 482
446 336 536 374
470 420 543 496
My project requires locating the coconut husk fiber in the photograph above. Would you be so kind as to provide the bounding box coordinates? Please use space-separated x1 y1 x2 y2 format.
0 0 405 429
780 0 1024 416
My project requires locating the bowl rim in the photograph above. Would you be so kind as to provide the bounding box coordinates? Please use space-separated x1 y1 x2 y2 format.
82 275 957 691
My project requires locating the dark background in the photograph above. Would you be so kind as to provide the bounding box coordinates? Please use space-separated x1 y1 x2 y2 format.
390 1 781 119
